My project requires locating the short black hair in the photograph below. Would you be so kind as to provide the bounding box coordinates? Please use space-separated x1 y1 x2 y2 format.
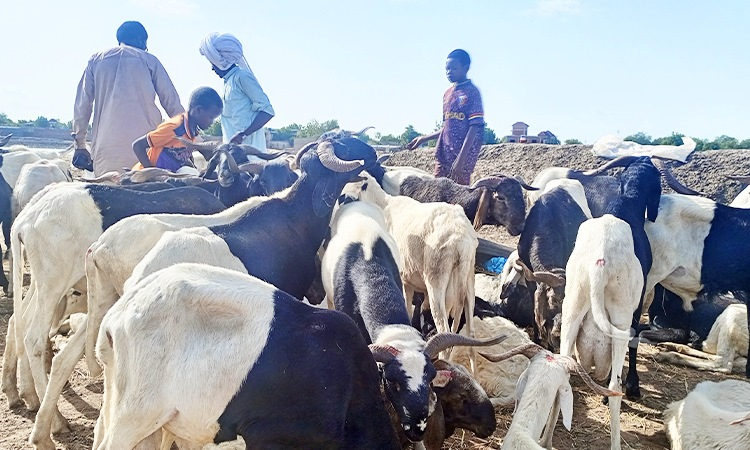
189 87 223 110
116 21 148 47
447 49 471 67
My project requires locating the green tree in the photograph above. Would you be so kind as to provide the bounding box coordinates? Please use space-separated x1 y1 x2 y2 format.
400 125 421 146
484 127 498 144
715 135 739 149
205 119 222 137
652 132 684 146
32 116 50 128
298 119 340 138
0 113 15 126
272 123 301 143
564 138 582 145
377 134 400 145
624 132 652 145
738 139 750 149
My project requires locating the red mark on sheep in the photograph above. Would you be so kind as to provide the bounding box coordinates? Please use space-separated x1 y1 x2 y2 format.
596 259 606 267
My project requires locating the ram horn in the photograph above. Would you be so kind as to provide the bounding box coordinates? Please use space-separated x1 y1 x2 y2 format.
350 126 375 137
559 356 624 397
83 171 123 184
220 150 241 174
424 333 507 358
650 158 703 196
727 175 750 184
513 175 539 191
0 133 12 147
730 412 750 426
294 141 318 170
129 168 194 183
582 155 645 176
237 162 265 175
469 176 506 190
369 344 399 364
175 136 221 153
317 141 363 173
377 154 391 165
479 343 545 362
238 144 287 160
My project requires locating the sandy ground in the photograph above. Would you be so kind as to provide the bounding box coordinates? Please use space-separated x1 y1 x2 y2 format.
1 142 748 449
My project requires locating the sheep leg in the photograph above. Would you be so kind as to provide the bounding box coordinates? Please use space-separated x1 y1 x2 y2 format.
426 278 451 359
85 256 119 378
746 302 750 378
1 314 22 407
30 316 88 449
540 395 560 449
97 409 177 450
461 280 477 374
608 340 627 450
625 305 643 400
15 285 41 410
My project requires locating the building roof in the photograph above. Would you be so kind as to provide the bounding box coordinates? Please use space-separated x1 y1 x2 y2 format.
512 122 529 127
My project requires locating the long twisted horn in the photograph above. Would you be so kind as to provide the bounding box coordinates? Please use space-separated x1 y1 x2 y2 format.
175 136 221 153
84 171 123 184
294 141 318 170
727 175 750 184
469 176 506 190
237 162 265 175
0 134 12 147
317 141 363 173
582 155 645 176
425 333 507 358
650 158 703 196
221 150 241 174
129 168 194 183
238 144 287 160
558 356 624 397
512 259 565 287
351 126 375 136
513 175 539 191
479 343 545 362
369 344 399 364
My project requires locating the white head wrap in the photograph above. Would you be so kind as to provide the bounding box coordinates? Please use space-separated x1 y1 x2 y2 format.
199 32 253 74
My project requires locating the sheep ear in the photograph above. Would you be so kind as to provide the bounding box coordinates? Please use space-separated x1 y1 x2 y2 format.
559 385 574 431
473 189 491 230
433 370 453 388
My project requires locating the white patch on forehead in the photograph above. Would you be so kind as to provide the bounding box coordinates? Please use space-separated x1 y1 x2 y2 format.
375 325 429 392
398 350 429 392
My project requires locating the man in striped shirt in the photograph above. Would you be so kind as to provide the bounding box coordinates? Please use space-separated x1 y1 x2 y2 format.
408 49 485 185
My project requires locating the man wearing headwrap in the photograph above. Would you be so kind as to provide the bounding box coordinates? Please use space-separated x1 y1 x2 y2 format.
200 32 275 150
73 21 184 176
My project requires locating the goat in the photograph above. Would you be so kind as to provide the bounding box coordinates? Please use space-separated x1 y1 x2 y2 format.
664 380 750 450
320 198 502 442
93 263 401 450
559 156 663 450
515 179 591 351
481 343 621 450
1 182 226 445
370 163 534 234
346 172 479 368
655 303 748 374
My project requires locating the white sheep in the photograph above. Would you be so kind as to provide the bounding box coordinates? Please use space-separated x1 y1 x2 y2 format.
656 303 748 373
664 379 750 450
12 159 72 217
347 172 478 367
480 343 622 449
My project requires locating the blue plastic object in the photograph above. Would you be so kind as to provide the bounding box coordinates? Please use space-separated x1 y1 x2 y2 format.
483 256 507 274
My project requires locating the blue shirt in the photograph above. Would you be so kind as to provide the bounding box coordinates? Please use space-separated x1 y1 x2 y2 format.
220 66 275 149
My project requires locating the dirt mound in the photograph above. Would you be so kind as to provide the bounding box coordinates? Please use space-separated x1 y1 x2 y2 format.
385 143 750 204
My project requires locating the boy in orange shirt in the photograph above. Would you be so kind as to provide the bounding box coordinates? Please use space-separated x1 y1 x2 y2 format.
133 86 223 172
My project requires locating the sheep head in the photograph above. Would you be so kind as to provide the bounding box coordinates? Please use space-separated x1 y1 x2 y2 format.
470 175 536 235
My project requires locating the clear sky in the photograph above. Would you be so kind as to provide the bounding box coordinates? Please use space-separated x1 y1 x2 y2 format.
2 0 748 143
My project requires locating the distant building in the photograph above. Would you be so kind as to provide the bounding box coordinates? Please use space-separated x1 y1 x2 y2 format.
503 122 557 144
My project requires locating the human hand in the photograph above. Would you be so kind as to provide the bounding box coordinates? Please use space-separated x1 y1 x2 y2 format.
229 131 246 145
450 161 468 182
406 136 425 150
72 148 94 172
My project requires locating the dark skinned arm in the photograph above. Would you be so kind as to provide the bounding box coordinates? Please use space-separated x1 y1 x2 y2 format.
406 129 442 150
132 135 154 168
229 111 274 144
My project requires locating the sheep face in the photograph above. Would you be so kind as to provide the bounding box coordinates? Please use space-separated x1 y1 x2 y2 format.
381 351 436 443
432 359 496 439
485 178 527 235
535 282 565 352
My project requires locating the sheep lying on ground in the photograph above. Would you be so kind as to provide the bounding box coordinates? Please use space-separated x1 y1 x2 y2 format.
656 303 748 373
664 379 750 450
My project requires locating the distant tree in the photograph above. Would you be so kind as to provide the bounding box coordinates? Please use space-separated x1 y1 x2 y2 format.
32 116 50 128
272 123 301 143
298 119 340 138
702 139 721 151
714 135 739 149
501 136 512 143
692 137 707 151
378 134 400 145
652 132 684 146
16 119 33 127
624 132 652 145
205 119 222 137
400 125 421 146
484 127 498 144
564 138 582 145
0 113 15 126
738 138 750 149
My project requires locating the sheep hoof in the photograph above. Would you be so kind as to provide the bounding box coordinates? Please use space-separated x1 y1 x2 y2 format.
625 385 642 400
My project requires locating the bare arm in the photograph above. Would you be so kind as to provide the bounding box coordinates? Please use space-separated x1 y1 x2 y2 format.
152 59 185 117
230 111 274 144
406 129 442 150
132 135 153 168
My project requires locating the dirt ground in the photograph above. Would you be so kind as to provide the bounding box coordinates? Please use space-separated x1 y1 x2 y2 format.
1 142 748 449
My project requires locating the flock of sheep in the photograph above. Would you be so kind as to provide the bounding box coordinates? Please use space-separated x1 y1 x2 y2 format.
0 130 748 450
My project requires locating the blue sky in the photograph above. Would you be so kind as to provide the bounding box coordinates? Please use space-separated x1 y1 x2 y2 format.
1 0 749 143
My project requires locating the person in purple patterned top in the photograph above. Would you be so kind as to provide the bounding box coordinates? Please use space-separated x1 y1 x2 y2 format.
407 49 485 185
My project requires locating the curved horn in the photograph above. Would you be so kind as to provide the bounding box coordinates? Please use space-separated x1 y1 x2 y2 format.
0 134 12 147
237 162 265 175
377 154 390 165
727 175 750 184
424 333 507 358
369 344 399 364
479 343 545 362
582 155 644 176
469 176 506 191
202 152 221 180
175 136 221 153
129 168 193 183
238 144 287 160
351 126 375 136
294 141 318 170
730 412 750 426
83 171 122 184
531 271 566 288
513 175 539 191
317 141 363 173
559 356 624 397
650 158 703 196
